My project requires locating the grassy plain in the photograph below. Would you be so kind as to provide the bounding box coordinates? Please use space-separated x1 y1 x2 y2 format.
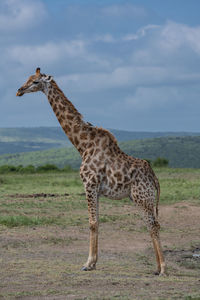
0 168 200 299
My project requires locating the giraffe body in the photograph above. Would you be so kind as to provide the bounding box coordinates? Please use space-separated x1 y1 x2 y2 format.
16 68 166 275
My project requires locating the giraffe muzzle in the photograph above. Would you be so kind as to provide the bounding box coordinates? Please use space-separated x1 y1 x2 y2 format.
16 88 25 97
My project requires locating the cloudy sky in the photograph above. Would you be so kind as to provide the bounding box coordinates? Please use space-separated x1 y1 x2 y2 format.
1 0 200 131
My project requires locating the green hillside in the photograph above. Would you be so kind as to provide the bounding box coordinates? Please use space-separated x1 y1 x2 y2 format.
120 136 200 168
0 127 199 155
0 136 200 168
0 147 81 169
0 127 70 154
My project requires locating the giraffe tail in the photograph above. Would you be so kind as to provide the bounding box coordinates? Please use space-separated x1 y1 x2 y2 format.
149 163 160 218
155 177 160 218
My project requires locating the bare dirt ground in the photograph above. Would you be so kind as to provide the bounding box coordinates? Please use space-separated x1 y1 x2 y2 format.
0 201 200 300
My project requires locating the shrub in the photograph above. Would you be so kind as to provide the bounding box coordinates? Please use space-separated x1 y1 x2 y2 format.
15 165 24 172
62 165 73 172
36 164 59 172
0 164 75 173
153 157 169 167
0 165 17 173
21 165 36 173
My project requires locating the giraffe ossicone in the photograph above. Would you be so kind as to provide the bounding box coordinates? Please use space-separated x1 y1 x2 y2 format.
16 67 166 275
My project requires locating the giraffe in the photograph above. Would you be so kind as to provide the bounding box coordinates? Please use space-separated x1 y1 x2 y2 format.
16 68 166 275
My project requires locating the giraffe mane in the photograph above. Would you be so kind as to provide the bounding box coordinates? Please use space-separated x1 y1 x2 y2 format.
51 79 83 119
98 127 118 145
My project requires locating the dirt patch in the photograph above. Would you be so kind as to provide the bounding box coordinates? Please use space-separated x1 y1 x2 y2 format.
0 202 200 299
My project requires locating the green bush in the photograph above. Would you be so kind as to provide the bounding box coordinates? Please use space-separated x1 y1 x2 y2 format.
0 164 76 173
36 164 59 172
0 165 17 173
21 165 36 173
62 165 73 172
0 164 36 174
153 157 169 167
15 165 24 172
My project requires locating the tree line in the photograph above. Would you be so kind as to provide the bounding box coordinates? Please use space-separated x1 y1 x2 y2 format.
0 157 168 174
0 164 73 174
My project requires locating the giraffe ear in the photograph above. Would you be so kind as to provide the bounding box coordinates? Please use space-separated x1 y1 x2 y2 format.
43 75 53 82
35 67 41 76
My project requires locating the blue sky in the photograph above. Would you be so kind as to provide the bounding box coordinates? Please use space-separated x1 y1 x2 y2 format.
1 0 200 131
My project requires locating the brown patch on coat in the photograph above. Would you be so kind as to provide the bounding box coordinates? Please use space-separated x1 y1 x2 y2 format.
80 132 88 140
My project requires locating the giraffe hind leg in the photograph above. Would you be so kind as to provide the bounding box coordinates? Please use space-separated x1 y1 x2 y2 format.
130 190 166 275
142 211 166 275
142 211 165 275
152 237 161 275
151 230 166 275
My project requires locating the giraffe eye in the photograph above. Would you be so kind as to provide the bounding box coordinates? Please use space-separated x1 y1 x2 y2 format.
33 81 39 84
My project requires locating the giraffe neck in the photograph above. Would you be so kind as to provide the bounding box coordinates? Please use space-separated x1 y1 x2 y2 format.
45 80 88 156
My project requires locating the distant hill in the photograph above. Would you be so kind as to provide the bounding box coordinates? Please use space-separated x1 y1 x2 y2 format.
0 127 199 155
0 136 200 168
0 127 70 154
120 136 200 168
110 129 200 142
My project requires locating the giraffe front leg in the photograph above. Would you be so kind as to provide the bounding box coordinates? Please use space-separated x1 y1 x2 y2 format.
82 186 99 271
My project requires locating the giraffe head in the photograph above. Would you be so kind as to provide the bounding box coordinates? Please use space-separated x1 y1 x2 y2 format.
16 68 53 97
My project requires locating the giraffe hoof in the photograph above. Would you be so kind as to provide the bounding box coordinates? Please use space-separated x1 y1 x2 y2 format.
81 264 96 271
154 271 160 276
154 270 167 276
159 272 167 277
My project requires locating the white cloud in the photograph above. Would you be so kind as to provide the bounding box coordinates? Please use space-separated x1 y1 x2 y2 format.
133 21 200 64
93 24 160 43
8 40 85 65
57 64 200 95
123 24 160 41
5 20 200 93
125 86 180 111
7 39 112 73
102 4 147 18
159 21 200 54
0 0 46 32
131 21 200 78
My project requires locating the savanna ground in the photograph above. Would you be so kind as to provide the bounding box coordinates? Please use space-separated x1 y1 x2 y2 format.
0 168 200 299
